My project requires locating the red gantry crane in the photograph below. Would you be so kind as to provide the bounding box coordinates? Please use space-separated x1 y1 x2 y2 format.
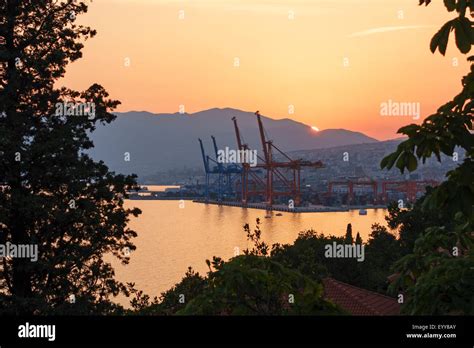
327 179 439 204
381 180 439 203
255 111 323 208
232 116 266 205
327 180 378 204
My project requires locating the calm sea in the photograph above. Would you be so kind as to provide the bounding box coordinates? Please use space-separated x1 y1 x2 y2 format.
110 186 389 305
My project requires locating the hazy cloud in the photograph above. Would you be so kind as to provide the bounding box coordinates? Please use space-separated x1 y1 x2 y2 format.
349 25 434 38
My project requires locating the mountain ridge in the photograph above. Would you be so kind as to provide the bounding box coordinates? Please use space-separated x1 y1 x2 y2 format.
88 108 380 178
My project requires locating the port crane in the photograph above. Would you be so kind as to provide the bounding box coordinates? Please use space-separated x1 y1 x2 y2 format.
381 180 439 203
326 179 439 204
234 111 323 208
232 116 266 205
255 111 324 207
328 180 378 204
198 137 241 202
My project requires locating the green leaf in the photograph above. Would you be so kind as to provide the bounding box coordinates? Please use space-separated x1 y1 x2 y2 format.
456 0 468 14
380 151 400 170
430 20 453 55
453 17 472 53
407 153 418 172
395 153 408 173
398 124 419 136
444 0 456 11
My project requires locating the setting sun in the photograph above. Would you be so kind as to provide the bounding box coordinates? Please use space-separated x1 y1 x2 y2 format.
60 0 468 140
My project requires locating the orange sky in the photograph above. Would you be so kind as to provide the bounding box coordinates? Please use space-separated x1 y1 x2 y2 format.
60 0 470 140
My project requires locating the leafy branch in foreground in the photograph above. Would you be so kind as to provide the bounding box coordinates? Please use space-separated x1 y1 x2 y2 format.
0 0 141 314
382 1 474 314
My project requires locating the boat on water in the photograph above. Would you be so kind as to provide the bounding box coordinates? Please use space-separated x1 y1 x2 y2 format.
359 209 367 215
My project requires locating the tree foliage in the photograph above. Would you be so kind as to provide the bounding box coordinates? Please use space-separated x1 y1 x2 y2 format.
128 267 207 315
382 0 474 314
0 0 141 314
381 1 473 221
140 219 408 315
179 254 343 315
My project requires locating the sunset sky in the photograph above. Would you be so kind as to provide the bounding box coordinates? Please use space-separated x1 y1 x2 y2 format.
61 0 470 140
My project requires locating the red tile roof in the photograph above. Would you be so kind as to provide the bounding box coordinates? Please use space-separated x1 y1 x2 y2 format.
322 278 400 315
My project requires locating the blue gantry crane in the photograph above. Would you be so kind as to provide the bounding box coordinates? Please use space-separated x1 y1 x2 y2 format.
198 138 211 200
198 136 242 202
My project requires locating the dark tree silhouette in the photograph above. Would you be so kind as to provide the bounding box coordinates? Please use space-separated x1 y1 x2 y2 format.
0 0 141 314
382 1 474 314
355 232 362 245
344 223 353 244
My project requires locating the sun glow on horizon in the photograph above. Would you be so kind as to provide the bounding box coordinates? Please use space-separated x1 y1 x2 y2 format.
62 0 468 140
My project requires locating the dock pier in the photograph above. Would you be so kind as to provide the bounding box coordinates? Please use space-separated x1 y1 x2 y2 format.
192 200 386 213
